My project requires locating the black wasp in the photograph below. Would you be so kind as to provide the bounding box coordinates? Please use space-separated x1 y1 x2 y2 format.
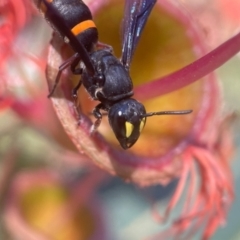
37 0 192 149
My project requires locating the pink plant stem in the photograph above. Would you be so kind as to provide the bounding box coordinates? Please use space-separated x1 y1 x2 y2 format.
135 32 240 101
182 152 196 214
162 155 190 221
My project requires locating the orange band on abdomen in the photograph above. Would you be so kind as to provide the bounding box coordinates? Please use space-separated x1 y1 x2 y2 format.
71 20 96 36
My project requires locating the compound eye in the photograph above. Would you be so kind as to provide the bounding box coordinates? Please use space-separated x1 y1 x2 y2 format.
125 121 134 138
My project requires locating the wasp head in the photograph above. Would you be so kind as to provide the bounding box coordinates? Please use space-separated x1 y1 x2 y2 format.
108 98 146 149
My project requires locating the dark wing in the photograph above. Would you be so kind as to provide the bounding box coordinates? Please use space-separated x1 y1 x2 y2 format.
120 0 157 69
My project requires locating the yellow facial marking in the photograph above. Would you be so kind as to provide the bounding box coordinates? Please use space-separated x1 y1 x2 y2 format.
71 20 96 36
139 118 146 133
125 121 134 138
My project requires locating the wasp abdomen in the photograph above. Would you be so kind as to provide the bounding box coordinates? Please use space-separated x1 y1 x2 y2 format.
39 0 98 51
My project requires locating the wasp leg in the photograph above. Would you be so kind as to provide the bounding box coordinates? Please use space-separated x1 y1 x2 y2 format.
72 79 83 125
70 56 83 75
72 79 82 99
90 103 105 133
48 52 81 97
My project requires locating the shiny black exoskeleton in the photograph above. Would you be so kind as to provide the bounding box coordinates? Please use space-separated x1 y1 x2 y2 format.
81 50 141 149
82 50 133 103
39 0 98 52
37 0 192 149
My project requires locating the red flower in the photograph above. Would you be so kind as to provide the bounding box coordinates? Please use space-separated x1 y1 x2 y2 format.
42 0 238 239
1 0 240 239
4 169 107 240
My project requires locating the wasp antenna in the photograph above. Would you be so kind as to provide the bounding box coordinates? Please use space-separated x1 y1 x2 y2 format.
143 110 193 118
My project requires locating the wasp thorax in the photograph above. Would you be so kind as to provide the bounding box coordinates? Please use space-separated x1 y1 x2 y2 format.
108 98 146 149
